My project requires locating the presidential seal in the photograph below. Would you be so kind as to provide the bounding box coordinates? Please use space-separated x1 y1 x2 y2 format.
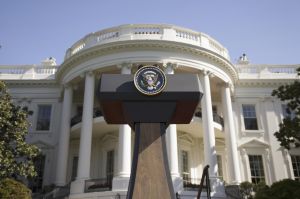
134 66 167 95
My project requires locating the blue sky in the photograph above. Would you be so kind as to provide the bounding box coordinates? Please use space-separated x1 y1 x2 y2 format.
0 0 299 65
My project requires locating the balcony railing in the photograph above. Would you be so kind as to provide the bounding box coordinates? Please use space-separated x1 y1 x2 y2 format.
71 107 103 126
84 178 112 193
64 24 230 60
195 111 224 127
183 178 204 191
236 64 300 79
0 64 58 80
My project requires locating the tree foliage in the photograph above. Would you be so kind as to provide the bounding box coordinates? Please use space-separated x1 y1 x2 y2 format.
271 68 300 149
0 81 40 179
0 178 31 199
255 179 300 199
240 181 254 199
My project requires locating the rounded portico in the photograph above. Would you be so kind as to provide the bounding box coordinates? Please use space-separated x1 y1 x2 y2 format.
54 24 241 197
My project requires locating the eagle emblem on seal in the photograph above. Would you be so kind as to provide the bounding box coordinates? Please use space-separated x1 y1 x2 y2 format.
134 66 166 95
140 71 161 90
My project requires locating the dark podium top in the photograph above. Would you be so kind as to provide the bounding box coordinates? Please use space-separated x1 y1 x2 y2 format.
98 74 202 126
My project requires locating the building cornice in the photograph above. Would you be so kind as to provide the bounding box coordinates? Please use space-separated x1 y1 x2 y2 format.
236 79 297 88
3 79 58 87
57 40 238 84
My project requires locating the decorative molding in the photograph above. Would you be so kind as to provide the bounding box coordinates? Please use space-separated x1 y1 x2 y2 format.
238 138 269 148
3 80 58 87
282 148 290 163
56 40 238 84
236 79 296 87
30 140 54 150
264 148 270 162
100 132 118 143
240 148 247 163
178 132 194 146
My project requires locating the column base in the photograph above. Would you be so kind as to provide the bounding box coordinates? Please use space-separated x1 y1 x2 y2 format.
171 175 183 193
70 179 86 194
210 178 226 198
55 181 67 187
112 176 130 191
228 180 241 185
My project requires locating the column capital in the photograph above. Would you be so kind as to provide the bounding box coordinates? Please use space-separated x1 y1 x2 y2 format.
63 82 78 90
117 62 132 69
163 62 178 74
117 62 132 74
163 62 178 69
86 70 94 77
79 70 94 78
198 69 212 77
63 83 73 89
220 81 230 88
204 70 216 77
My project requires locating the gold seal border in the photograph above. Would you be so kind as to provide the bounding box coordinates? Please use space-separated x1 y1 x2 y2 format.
134 66 167 96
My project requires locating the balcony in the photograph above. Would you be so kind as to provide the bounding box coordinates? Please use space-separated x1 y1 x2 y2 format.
84 178 112 193
64 24 230 61
236 64 300 80
71 108 103 126
195 111 224 127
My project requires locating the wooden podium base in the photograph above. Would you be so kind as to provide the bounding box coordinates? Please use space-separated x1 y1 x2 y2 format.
127 123 175 199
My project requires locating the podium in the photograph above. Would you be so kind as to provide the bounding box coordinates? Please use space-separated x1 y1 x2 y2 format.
99 68 202 199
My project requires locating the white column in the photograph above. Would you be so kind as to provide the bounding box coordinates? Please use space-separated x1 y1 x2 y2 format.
164 63 180 177
113 63 132 191
166 124 180 177
117 125 131 177
55 85 73 186
199 71 218 177
118 63 131 177
221 84 241 184
76 71 95 180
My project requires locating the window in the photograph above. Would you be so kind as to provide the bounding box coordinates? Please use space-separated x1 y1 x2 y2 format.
217 155 223 180
291 155 300 181
212 105 218 114
71 156 78 181
242 104 258 130
181 150 189 181
282 104 296 119
28 155 45 193
106 150 114 188
248 155 265 184
36 105 52 131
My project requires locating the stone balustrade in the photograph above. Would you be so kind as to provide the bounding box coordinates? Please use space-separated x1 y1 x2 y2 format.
236 64 300 79
0 64 57 80
64 24 230 60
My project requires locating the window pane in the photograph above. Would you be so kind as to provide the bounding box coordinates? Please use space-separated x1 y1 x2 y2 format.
36 105 52 131
217 155 223 180
71 156 78 180
291 155 300 181
106 150 114 188
181 150 189 181
242 105 258 130
28 155 45 193
248 155 265 184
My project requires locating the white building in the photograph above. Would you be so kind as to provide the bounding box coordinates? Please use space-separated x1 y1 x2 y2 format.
1 24 299 199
